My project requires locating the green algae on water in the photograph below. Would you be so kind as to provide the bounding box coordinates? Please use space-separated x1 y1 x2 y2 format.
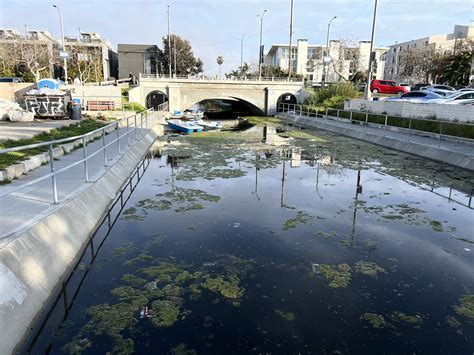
317 263 352 289
150 300 181 327
203 275 244 300
171 343 197 355
360 312 390 329
122 207 145 221
283 211 311 231
390 312 423 327
274 309 296 321
446 316 462 328
113 243 138 257
454 294 474 320
353 261 386 278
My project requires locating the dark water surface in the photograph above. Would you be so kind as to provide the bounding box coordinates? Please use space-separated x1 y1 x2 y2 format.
33 125 474 354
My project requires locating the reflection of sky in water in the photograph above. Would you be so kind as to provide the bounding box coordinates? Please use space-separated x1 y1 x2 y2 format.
33 132 474 354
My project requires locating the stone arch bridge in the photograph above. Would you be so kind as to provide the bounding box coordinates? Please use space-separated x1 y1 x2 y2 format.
128 76 307 115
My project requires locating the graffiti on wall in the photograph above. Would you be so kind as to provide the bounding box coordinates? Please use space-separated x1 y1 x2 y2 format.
25 96 67 117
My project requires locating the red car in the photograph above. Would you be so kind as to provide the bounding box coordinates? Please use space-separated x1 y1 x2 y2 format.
370 80 409 95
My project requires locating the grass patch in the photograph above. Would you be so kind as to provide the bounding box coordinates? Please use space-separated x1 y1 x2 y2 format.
0 119 107 170
243 116 284 126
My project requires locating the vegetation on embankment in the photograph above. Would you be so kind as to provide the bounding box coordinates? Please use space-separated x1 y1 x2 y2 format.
0 119 107 170
304 82 361 110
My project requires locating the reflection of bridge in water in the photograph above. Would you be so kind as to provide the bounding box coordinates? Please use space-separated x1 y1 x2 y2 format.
129 75 306 115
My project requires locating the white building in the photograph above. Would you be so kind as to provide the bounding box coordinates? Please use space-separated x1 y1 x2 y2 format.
384 24 474 83
265 39 387 83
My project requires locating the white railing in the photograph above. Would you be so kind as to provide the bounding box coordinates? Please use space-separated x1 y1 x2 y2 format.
0 108 157 204
277 103 474 147
139 73 303 83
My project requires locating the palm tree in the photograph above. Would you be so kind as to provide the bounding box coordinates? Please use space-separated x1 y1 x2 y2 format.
216 56 224 79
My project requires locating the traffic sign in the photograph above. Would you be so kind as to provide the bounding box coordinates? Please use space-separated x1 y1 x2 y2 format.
60 51 69 59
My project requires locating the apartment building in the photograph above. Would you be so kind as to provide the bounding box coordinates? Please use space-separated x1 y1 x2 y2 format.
265 39 387 83
0 29 117 82
0 29 60 78
64 32 118 80
384 24 474 83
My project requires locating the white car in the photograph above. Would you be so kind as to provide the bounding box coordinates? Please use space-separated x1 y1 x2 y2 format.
421 84 455 97
429 91 474 104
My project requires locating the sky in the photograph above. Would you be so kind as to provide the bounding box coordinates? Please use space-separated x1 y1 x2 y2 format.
1 0 473 75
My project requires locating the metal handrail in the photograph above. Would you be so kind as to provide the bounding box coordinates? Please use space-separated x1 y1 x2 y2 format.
277 103 474 145
0 106 163 204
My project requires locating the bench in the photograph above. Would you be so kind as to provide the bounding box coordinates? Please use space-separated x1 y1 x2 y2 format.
86 100 115 111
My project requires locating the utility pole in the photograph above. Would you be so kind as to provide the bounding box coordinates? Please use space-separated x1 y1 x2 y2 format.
53 5 67 84
288 0 294 78
258 9 267 80
322 16 337 87
173 32 177 77
167 5 172 79
364 0 378 100
240 33 245 74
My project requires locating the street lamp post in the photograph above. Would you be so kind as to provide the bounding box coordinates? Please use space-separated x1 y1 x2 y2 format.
240 33 245 74
364 0 379 100
53 5 67 84
288 0 294 78
322 16 337 87
167 5 172 79
257 9 267 80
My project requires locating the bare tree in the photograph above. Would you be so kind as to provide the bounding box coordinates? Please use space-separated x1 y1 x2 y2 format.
398 47 440 83
67 46 103 83
14 39 57 82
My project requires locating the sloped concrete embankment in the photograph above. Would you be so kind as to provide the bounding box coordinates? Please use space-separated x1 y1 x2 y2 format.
277 113 474 171
0 125 163 354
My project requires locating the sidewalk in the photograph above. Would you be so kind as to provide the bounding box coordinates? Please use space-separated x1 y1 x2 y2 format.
0 113 163 244
278 112 474 171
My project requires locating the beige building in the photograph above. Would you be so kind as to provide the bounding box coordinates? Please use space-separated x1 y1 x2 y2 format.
64 32 118 81
265 39 387 83
0 29 117 82
384 24 474 83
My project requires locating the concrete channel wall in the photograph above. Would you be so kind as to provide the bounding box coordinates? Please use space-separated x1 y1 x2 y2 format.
276 113 474 171
0 125 163 354
345 99 474 123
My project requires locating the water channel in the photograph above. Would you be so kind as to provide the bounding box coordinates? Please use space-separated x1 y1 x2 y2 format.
31 117 473 354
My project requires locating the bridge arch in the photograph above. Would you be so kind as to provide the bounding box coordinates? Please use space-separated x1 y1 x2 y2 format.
276 93 297 112
146 90 168 110
187 96 264 117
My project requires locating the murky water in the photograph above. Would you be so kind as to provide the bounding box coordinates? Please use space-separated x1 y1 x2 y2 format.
33 121 474 354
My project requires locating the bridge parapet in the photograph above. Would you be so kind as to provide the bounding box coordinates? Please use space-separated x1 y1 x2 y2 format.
139 73 304 85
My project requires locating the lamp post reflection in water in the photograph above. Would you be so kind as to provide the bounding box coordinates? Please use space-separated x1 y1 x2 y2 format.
351 167 363 244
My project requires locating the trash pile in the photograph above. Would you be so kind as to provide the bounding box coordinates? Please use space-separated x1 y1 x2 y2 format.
0 98 34 122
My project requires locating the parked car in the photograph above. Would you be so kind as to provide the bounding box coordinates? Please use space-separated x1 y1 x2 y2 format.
421 84 455 91
0 77 25 83
456 87 474 92
384 91 443 102
370 80 409 95
410 83 430 91
398 83 411 92
429 91 474 104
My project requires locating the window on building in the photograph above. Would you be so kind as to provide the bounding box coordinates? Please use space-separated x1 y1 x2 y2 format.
81 34 92 43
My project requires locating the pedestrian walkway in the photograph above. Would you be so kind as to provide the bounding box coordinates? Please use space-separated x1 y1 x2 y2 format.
278 111 474 171
0 113 163 243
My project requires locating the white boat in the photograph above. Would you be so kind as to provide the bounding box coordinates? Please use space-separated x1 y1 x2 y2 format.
167 119 203 133
194 119 223 131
